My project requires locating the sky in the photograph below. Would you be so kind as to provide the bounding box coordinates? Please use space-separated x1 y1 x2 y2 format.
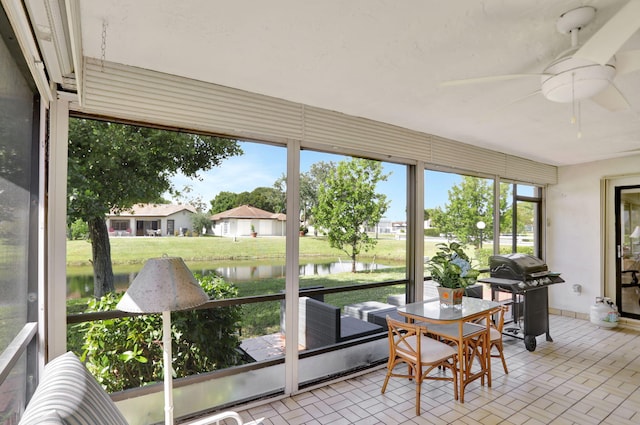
169 141 461 221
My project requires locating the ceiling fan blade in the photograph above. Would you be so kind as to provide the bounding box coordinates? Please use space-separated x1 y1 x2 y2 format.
440 74 541 87
478 90 541 122
574 0 640 65
590 84 631 112
616 49 640 75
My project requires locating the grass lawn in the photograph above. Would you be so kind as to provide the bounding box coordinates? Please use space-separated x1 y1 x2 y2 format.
66 234 410 266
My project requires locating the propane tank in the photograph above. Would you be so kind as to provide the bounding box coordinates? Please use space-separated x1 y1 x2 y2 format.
590 297 619 328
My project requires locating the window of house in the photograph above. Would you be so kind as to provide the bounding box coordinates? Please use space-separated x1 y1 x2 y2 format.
111 220 129 231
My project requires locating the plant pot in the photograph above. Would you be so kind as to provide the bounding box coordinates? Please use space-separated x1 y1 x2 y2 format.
437 287 464 309
251 232 257 238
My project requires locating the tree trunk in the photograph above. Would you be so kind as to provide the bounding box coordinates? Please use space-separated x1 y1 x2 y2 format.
88 217 115 298
351 253 357 273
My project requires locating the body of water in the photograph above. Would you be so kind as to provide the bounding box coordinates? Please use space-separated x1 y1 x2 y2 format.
66 260 389 299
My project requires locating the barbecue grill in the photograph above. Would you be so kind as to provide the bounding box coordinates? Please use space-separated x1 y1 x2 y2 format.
479 253 564 351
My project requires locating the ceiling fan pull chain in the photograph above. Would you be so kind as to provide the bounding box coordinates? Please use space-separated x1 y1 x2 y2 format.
571 72 576 124
570 72 582 138
577 101 582 139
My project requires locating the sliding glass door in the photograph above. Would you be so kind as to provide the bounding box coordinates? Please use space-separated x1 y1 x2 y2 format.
615 185 640 319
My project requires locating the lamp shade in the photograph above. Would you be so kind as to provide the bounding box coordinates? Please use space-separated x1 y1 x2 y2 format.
117 257 209 313
631 226 640 239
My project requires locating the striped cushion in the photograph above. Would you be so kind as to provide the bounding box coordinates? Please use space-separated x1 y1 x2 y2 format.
27 409 64 424
19 352 128 425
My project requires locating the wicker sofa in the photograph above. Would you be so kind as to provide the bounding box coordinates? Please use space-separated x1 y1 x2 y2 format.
298 297 383 349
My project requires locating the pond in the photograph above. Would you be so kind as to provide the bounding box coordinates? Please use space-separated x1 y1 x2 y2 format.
66 259 391 299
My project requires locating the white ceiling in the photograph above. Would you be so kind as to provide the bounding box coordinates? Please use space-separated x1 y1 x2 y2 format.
76 0 640 166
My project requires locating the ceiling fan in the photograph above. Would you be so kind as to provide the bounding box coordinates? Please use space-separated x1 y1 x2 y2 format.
441 1 640 113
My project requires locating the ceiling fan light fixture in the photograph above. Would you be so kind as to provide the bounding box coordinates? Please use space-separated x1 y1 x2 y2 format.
541 55 616 103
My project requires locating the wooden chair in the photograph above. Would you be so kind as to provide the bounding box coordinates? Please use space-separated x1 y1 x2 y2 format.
468 305 509 374
421 321 488 401
381 316 458 415
488 305 509 374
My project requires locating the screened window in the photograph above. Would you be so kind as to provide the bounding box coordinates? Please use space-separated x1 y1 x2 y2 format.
297 150 408 354
499 182 542 257
66 130 287 392
424 170 493 298
0 18 39 423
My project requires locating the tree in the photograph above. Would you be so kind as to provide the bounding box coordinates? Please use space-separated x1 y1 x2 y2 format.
191 211 213 235
209 186 285 214
275 161 337 232
301 162 336 231
210 191 239 214
241 187 285 213
312 158 390 272
516 201 534 234
430 176 512 246
172 185 208 212
430 176 492 245
67 118 242 297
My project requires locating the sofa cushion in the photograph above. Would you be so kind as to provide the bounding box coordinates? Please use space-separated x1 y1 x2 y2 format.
19 352 128 425
368 307 405 330
343 301 395 321
339 316 384 341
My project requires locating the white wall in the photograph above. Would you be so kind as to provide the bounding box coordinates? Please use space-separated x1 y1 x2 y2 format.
167 211 194 234
548 154 640 316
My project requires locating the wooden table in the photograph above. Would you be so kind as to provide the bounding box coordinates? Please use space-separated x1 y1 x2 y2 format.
397 297 500 402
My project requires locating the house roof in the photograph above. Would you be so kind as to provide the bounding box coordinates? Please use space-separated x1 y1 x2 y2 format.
211 205 286 221
108 203 197 217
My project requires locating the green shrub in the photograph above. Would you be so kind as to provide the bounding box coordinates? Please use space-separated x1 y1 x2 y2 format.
424 228 440 237
80 273 243 392
68 219 89 240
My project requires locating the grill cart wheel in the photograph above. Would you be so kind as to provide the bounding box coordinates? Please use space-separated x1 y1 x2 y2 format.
524 335 537 351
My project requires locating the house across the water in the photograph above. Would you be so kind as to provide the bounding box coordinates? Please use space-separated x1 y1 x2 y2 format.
106 203 196 237
211 205 286 237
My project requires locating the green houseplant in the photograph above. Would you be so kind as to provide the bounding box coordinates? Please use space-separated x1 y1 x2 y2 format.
426 242 480 307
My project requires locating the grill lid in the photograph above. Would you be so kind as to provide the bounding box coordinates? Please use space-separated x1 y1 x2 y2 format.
489 253 548 280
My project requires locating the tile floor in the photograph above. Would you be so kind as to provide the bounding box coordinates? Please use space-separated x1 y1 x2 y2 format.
217 314 640 424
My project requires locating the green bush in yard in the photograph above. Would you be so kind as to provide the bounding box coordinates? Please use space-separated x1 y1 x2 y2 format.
68 218 89 240
80 273 243 392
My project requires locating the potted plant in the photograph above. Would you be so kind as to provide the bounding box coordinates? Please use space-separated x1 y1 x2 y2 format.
426 242 480 308
299 225 308 236
250 224 257 237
